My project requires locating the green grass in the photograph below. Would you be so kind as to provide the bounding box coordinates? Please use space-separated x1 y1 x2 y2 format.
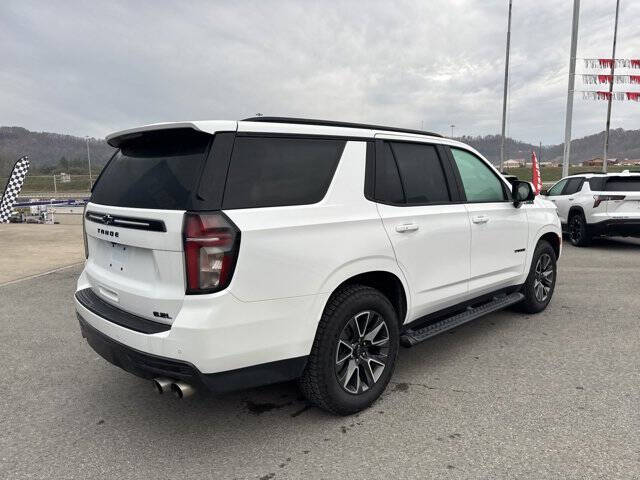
504 165 635 184
0 175 92 193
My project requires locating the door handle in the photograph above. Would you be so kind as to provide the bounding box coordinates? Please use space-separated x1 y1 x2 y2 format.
471 215 490 224
569 198 575 201
395 223 419 233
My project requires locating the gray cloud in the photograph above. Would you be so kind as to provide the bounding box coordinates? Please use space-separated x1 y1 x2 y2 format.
1 0 638 144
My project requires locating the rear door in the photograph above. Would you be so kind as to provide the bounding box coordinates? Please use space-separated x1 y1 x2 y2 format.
374 137 470 318
448 147 529 294
84 128 233 323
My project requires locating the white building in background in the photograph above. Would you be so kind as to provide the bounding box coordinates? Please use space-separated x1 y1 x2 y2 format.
503 159 525 168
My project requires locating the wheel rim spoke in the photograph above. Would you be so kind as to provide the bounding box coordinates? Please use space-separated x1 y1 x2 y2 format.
335 340 353 365
354 312 370 338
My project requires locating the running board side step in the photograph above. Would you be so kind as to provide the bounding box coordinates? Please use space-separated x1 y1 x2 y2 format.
400 292 525 347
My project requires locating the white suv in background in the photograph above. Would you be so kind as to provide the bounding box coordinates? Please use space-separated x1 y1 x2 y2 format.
75 117 561 415
543 171 640 246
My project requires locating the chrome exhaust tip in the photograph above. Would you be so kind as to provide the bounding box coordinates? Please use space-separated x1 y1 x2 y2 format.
171 381 195 399
153 377 173 394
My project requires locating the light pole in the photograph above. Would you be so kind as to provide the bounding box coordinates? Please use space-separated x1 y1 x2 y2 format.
85 136 93 189
450 124 456 138
603 0 621 173
562 0 580 178
499 0 513 171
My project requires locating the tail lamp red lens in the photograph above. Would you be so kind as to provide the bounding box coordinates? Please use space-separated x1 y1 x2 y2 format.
183 212 240 294
593 194 625 208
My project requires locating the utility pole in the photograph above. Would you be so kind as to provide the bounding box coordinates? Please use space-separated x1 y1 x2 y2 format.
603 0 621 174
499 0 513 172
539 141 542 163
85 136 93 189
562 0 580 178
450 124 456 138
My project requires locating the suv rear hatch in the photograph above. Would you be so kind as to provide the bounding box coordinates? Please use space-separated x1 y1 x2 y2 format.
84 128 226 324
592 175 640 218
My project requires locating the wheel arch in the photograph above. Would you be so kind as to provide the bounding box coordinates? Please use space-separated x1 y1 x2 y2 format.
538 231 561 259
319 265 409 328
568 205 586 221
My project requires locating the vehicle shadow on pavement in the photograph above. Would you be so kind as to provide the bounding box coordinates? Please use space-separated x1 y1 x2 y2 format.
563 235 640 250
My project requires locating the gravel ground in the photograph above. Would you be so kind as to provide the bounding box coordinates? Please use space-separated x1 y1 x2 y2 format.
1 237 639 479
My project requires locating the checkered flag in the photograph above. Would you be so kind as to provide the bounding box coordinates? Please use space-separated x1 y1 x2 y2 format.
0 156 30 223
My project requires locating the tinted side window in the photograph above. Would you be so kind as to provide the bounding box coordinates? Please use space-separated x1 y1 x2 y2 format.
389 142 450 204
222 137 345 209
588 177 606 191
547 178 568 196
374 142 405 203
604 177 640 192
451 148 506 202
563 177 584 195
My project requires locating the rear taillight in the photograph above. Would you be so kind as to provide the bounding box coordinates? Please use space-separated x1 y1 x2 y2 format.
183 212 240 294
593 194 625 208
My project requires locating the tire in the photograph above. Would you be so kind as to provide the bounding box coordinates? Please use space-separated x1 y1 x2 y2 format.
299 284 399 415
568 212 591 247
516 240 557 314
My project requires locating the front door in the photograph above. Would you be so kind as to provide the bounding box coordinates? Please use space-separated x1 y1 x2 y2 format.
449 147 529 295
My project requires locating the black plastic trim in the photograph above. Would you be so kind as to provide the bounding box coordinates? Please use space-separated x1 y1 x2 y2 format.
402 285 523 333
77 315 308 394
85 211 166 232
588 219 640 238
242 116 442 138
76 288 171 334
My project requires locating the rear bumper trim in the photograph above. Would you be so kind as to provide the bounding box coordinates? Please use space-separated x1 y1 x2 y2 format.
589 219 640 237
78 314 308 394
75 288 171 334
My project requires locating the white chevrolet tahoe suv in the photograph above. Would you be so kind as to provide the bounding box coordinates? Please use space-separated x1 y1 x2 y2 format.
75 117 561 415
542 171 640 246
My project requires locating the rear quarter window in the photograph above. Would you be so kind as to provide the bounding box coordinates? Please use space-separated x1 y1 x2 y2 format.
222 136 346 209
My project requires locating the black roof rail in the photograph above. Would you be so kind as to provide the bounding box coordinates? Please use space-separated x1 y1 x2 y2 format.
242 116 443 138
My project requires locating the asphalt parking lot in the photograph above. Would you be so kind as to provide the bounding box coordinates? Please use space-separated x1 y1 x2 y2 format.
2 237 640 479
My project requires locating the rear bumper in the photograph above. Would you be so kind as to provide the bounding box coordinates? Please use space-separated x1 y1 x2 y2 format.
590 219 640 238
78 313 307 393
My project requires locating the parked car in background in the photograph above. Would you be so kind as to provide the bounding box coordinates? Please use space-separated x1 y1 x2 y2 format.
542 171 640 246
75 117 562 415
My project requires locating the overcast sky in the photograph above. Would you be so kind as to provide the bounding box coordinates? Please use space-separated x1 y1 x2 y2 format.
1 0 639 144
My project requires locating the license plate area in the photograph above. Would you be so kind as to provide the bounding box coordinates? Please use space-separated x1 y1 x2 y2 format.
108 241 129 272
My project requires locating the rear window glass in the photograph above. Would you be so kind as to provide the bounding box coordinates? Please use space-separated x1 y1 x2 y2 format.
603 177 640 192
222 137 345 209
389 142 450 204
91 129 211 209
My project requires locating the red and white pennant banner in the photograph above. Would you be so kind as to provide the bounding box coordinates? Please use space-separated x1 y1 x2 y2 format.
583 58 640 69
581 91 640 101
582 74 640 84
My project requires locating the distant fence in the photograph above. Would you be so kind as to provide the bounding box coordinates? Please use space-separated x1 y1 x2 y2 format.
0 174 92 193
